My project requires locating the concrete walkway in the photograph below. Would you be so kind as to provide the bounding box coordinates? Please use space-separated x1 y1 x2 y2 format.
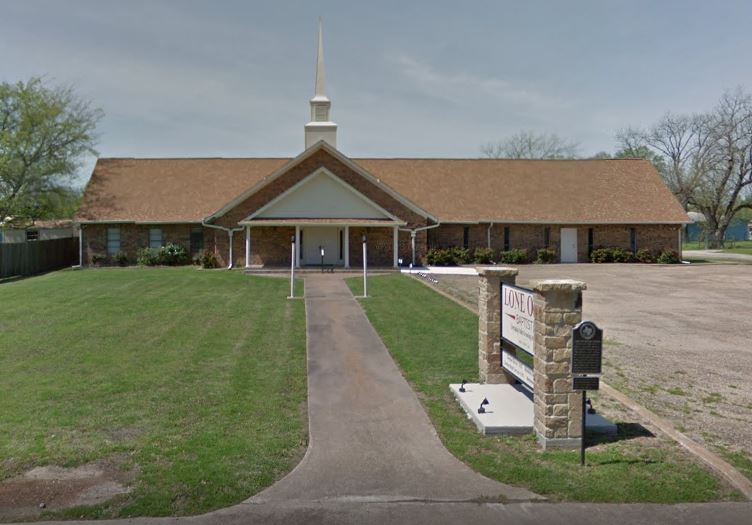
250 274 536 503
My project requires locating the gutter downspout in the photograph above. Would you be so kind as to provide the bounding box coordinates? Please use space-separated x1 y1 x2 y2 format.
399 222 441 266
201 219 244 269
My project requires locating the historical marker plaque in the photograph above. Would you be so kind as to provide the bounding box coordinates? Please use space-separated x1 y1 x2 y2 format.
571 321 603 375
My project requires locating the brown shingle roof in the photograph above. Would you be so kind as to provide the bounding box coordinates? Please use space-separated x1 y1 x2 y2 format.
77 156 689 224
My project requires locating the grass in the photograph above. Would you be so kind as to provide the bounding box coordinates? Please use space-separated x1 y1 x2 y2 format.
0 268 306 518
718 448 752 482
683 239 752 255
347 274 738 503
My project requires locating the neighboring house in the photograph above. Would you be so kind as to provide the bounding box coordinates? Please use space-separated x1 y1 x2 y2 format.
75 28 689 268
685 212 750 242
0 220 78 244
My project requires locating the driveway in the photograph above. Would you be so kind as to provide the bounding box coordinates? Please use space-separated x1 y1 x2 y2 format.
430 264 752 461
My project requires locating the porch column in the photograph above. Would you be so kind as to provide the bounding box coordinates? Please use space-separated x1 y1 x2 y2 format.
393 226 399 268
295 225 301 268
344 225 350 268
244 226 251 268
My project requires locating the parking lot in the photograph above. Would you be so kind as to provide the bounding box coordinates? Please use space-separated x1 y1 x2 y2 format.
429 264 752 464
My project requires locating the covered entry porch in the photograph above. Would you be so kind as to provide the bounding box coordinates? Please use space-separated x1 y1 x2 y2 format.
241 219 402 269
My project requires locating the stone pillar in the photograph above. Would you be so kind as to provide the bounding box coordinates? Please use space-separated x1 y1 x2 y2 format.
531 279 587 449
478 267 518 384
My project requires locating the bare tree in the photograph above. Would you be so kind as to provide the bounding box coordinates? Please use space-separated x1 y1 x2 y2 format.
619 89 752 247
481 131 579 159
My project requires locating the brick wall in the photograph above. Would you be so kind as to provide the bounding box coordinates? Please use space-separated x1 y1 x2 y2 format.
423 223 681 263
81 224 201 265
348 227 394 267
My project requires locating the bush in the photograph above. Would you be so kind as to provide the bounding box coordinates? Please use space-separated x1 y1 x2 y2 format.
634 248 655 263
657 249 681 264
137 248 160 266
499 248 529 264
199 249 220 269
590 247 612 263
535 248 557 264
114 251 129 266
473 247 496 264
159 243 189 266
611 247 635 263
426 247 473 266
91 253 108 266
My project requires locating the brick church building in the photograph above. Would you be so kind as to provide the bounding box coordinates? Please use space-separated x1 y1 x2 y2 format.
76 26 688 269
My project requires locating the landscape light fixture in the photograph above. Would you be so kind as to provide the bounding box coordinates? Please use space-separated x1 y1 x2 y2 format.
477 397 490 414
586 398 596 415
459 379 467 393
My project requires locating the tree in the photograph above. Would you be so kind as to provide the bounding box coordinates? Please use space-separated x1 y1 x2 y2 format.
618 89 752 247
0 78 102 225
481 131 579 159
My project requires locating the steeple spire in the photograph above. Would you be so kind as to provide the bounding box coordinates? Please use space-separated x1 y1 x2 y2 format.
314 18 326 99
305 19 337 149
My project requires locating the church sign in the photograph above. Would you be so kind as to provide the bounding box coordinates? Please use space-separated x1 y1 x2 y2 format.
501 350 534 389
501 284 536 355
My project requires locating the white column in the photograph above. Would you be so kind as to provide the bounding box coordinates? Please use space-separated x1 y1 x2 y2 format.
245 226 251 268
295 225 301 268
393 226 399 268
344 225 350 268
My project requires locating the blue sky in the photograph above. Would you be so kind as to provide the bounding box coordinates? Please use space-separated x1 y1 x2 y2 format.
2 1 752 184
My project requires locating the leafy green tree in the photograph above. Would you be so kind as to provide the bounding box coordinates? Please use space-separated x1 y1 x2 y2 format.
0 78 102 225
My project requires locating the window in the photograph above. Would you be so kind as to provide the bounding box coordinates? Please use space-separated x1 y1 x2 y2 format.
339 229 343 260
463 226 469 249
503 227 510 251
630 228 637 252
190 227 204 256
26 229 39 241
107 227 121 255
587 228 594 256
543 227 550 248
149 228 163 249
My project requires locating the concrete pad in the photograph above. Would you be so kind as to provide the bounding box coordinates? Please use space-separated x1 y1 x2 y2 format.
451 383 617 436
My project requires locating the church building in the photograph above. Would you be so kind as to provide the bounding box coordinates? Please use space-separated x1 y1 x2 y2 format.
76 25 689 268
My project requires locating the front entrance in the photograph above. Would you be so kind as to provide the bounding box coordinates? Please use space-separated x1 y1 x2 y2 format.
560 228 578 263
302 227 342 266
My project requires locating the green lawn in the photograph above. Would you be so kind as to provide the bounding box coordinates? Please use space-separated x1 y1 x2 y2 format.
0 268 306 519
683 240 752 255
347 274 739 503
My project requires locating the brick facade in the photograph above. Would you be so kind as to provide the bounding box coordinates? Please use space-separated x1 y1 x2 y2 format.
81 223 201 265
427 223 680 263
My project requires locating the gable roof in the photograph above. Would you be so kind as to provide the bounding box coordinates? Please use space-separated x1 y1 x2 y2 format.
76 155 689 225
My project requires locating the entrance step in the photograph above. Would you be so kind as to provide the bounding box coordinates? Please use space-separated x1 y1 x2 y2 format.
450 383 617 436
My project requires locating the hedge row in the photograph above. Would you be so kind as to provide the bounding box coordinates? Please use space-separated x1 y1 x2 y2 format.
590 247 681 264
91 244 222 269
425 246 557 266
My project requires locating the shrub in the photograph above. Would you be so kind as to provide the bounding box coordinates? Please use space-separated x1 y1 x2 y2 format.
426 247 473 266
114 251 129 266
199 249 220 269
473 247 496 264
535 248 557 264
136 248 160 266
634 248 655 263
91 253 108 266
611 247 634 263
159 243 189 266
449 246 472 264
657 249 681 264
590 247 612 263
499 248 529 264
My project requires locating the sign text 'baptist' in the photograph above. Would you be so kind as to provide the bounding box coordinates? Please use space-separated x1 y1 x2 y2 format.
501 284 535 355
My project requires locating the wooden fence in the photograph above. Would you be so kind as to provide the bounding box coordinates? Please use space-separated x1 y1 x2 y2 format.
0 237 78 279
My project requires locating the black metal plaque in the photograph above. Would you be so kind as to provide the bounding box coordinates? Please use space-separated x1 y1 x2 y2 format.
572 321 603 374
573 376 600 391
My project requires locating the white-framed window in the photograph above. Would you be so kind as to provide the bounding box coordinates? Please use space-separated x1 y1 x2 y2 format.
149 228 163 249
107 227 121 255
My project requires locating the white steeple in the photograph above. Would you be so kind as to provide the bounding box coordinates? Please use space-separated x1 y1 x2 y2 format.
305 19 337 149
